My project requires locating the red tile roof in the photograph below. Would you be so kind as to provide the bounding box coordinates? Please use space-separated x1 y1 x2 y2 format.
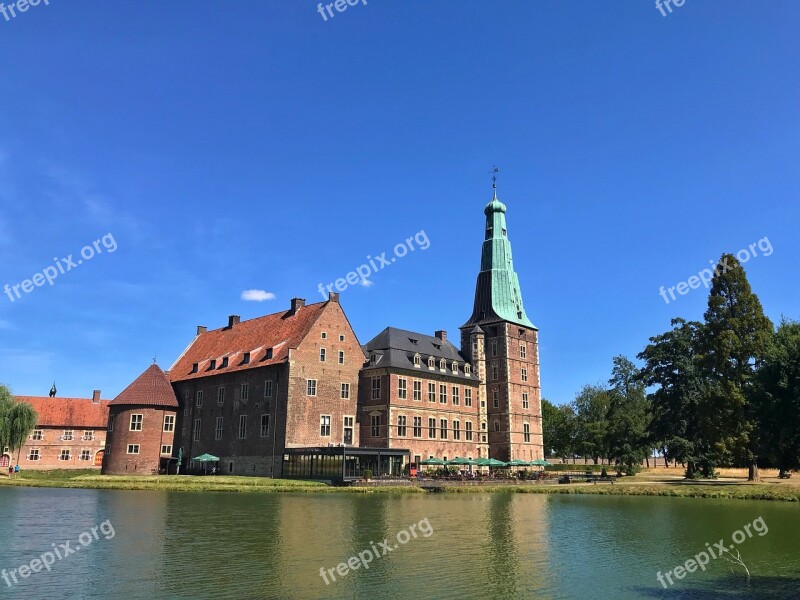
110 364 179 407
15 396 111 429
168 301 327 382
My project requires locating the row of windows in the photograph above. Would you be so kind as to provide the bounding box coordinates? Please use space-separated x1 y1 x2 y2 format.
489 363 530 382
29 430 96 441
368 415 534 442
26 449 98 461
320 332 346 342
125 444 173 455
372 378 475 405
319 348 346 364
191 380 278 408
192 414 272 441
490 389 532 409
472 339 529 359
410 354 472 376
305 380 351 399
111 414 175 433
192 347 273 373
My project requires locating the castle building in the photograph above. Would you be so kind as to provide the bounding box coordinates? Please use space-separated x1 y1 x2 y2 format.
7 392 109 470
102 188 543 478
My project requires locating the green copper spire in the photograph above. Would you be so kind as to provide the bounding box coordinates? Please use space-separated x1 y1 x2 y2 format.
462 180 536 330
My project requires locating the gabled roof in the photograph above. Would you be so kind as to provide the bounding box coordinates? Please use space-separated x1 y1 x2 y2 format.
362 327 477 380
15 396 110 428
110 364 179 408
168 301 328 382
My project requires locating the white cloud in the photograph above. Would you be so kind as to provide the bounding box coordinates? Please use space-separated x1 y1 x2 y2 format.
360 279 374 287
241 289 276 302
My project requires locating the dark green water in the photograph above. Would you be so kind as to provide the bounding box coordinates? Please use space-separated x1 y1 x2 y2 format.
0 488 797 599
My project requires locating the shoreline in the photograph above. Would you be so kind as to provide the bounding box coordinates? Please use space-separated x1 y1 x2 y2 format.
1 473 799 501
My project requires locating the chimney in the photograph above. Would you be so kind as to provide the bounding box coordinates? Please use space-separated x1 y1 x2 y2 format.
435 330 447 342
328 292 339 303
289 297 305 315
197 325 207 335
227 315 240 329
92 390 101 404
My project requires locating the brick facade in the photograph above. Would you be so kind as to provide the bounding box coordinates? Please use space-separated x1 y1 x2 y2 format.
103 406 177 475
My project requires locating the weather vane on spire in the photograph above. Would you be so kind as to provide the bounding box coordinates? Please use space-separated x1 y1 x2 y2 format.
489 165 499 197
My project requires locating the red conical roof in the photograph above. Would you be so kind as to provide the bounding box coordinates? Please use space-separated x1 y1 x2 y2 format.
110 364 179 408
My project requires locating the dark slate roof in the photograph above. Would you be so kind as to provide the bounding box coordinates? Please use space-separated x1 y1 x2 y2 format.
362 327 478 381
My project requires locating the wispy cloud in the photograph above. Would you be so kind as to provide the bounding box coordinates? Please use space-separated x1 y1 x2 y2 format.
360 279 374 287
241 289 276 302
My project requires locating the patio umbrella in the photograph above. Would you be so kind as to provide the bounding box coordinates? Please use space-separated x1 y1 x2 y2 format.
192 453 220 474
484 458 508 467
447 457 472 465
420 458 446 465
506 459 528 467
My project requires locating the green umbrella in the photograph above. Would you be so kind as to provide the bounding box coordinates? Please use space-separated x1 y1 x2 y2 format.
484 458 508 467
420 457 446 465
193 453 220 462
447 457 472 465
507 459 528 467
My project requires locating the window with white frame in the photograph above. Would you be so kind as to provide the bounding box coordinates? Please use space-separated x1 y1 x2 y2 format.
439 359 446 370
521 367 528 382
341 383 350 399
452 386 459 405
397 415 407 437
261 414 270 437
338 350 344 364
82 431 93 441
428 356 435 369
413 353 421 367
215 417 223 440
398 378 407 399
339 334 345 342
465 364 471 375
63 430 73 441
370 414 381 437
161 445 172 455
520 343 527 359
465 421 473 441
321 332 327 339
127 445 139 455
428 417 436 438
452 361 458 373
77 449 90 461
164 415 175 432
453 420 460 440
320 415 331 437
264 380 273 398
31 429 43 440
238 415 247 439
523 423 531 443
320 348 326 362
28 449 40 461
413 416 422 438
307 379 317 396
439 384 447 403
413 380 422 401
464 388 472 407
371 377 381 400
440 419 448 439
522 392 529 409
130 415 143 431
428 382 435 402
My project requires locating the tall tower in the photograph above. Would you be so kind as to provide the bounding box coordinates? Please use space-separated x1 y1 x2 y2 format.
460 178 543 462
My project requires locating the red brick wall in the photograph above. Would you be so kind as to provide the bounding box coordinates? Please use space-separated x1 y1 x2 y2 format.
11 426 106 470
102 406 176 475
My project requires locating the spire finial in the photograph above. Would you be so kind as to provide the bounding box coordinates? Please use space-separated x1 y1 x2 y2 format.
153 354 157 365
489 165 499 199
49 382 57 398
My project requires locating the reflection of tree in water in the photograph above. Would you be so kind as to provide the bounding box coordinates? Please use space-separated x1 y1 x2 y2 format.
634 574 800 599
483 493 521 597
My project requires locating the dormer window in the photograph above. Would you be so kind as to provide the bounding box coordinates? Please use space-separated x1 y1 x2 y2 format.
221 357 229 368
209 359 217 370
428 356 435 369
243 352 250 364
439 359 446 371
409 338 418 345
191 363 198 373
413 353 421 367
465 364 471 376
452 361 458 374
265 348 273 359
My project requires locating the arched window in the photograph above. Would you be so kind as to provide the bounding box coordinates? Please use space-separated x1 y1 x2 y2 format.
439 359 446 371
413 353 421 367
428 356 435 369
465 364 471 376
452 361 459 373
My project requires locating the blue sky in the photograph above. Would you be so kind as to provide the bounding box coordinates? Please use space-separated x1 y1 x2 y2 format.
0 1 798 404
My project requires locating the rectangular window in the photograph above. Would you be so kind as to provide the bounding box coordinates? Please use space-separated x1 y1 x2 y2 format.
261 414 270 437
491 339 498 357
164 415 175 432
341 383 350 399
108 415 114 432
428 417 436 438
196 390 203 407
370 414 381 437
320 415 331 437
161 445 172 455
439 384 447 404
28 449 40 461
79 449 91 461
82 431 94 441
464 388 472 407
452 386 460 405
320 348 326 362
339 334 345 342
492 363 498 380
397 415 407 437
63 430 73 441
371 377 381 400
428 382 435 402
493 389 499 408
240 383 249 401
522 367 528 382
217 387 225 405
413 380 422 401
32 429 43 440
126 445 139 455
264 380 273 398
338 350 344 364
130 415 143 431
520 343 527 359
193 419 201 441
238 415 247 439
522 392 529 409
413 416 422 438
307 379 317 396
523 423 531 442
398 378 407 399
465 421 473 441
453 420 460 440
215 417 223 440
343 416 354 444
440 419 448 440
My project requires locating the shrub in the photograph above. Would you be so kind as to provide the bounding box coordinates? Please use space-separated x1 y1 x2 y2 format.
363 469 373 480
